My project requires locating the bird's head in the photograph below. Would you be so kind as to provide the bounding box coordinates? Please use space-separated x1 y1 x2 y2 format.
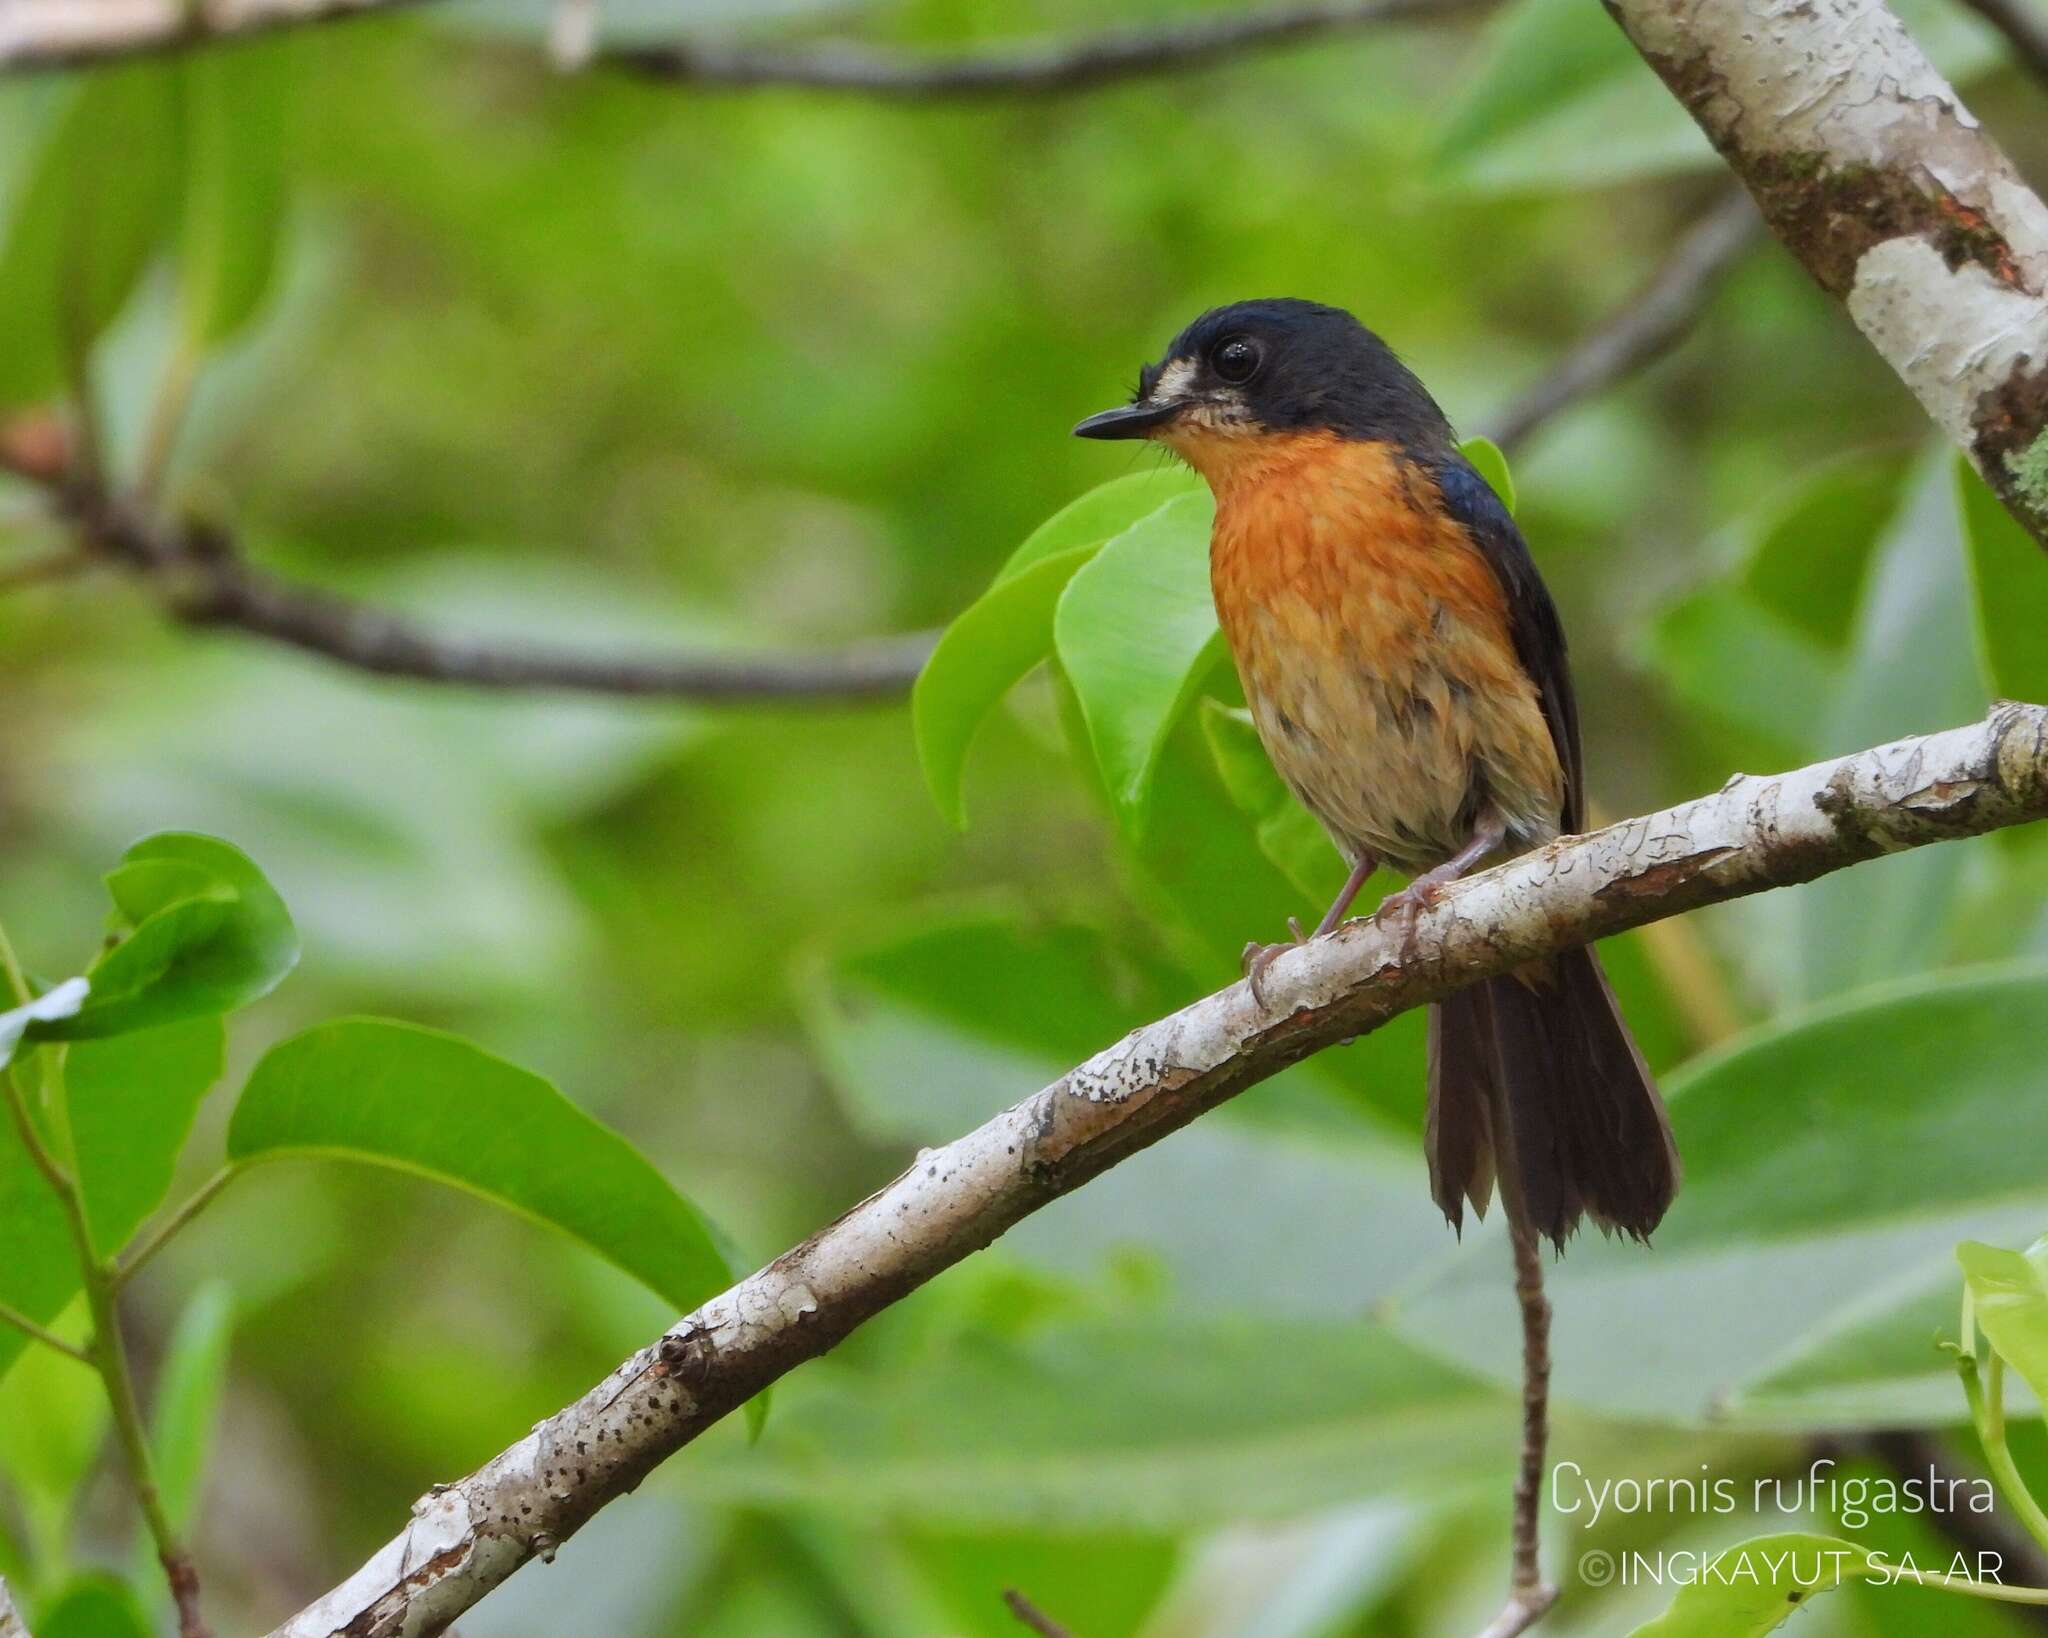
1072 298 1451 480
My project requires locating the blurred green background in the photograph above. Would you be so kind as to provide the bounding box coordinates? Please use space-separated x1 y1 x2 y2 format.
4 1 2048 1633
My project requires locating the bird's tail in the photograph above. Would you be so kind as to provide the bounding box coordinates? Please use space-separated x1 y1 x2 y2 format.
1425 946 1679 1248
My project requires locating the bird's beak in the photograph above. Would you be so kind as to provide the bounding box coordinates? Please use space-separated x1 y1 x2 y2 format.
1072 400 1180 440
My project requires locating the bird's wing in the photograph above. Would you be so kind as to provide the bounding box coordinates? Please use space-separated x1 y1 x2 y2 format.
1433 458 1585 832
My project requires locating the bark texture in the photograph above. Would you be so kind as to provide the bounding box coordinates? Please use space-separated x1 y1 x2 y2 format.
264 701 2048 1638
1607 0 2048 546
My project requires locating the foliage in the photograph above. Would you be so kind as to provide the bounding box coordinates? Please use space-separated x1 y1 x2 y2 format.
0 1 2046 1633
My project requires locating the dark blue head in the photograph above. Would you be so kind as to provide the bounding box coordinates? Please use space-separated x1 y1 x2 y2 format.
1073 299 1454 454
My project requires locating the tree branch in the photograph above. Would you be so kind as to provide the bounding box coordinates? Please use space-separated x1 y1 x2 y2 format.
1605 0 2048 547
1484 190 1762 454
0 0 1490 87
606 0 1488 99
0 0 444 72
0 1578 29 1638
45 488 936 704
260 701 2048 1638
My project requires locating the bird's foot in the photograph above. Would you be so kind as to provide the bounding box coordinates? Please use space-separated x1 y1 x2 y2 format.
1241 916 1307 1008
1372 869 1455 962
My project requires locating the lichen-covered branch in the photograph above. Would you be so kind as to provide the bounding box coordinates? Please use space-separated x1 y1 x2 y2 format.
0 1578 29 1638
262 702 2048 1638
1604 0 2048 547
0 0 443 70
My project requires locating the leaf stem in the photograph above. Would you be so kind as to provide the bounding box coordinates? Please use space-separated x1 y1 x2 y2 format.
1867 1558 2048 1605
0 921 30 1007
0 1298 90 1365
1957 1345 2048 1557
113 1167 240 1291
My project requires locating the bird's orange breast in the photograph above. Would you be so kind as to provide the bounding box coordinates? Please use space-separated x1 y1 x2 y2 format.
1194 431 1563 872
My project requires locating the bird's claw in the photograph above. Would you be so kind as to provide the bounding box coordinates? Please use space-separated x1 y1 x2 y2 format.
1241 916 1308 1008
1373 877 1446 963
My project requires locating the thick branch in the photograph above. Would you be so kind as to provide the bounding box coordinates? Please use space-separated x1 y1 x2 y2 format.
263 702 2048 1638
0 1578 28 1638
1484 190 1762 454
1605 0 2048 547
608 0 1485 98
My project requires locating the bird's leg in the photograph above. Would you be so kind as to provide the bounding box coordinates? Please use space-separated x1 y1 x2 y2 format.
1242 851 1378 1007
1375 806 1509 961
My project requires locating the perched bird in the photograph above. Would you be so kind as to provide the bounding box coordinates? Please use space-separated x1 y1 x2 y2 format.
1074 298 1679 1247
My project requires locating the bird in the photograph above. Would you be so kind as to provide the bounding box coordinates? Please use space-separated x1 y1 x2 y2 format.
1073 298 1679 1248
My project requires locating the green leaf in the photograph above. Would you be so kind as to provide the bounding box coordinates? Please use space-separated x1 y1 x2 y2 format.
1198 700 1339 902
915 544 1097 829
1958 1239 2048 1415
1956 455 2048 704
1054 490 1221 829
996 468 1202 585
228 1019 737 1326
177 52 290 347
33 833 299 1042
150 1281 235 1535
1458 435 1516 514
0 66 183 408
1433 0 1999 193
0 1020 222 1386
1740 453 1907 651
36 1575 154 1638
1639 587 1840 768
1393 966 2048 1425
1628 1534 1872 1636
0 1300 105 1572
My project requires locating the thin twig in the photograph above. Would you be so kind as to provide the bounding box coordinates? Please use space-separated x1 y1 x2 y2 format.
49 489 933 703
261 704 2048 1638
1003 1588 1075 1638
1484 190 1763 454
610 0 1488 98
0 1297 92 1365
1477 1219 1559 1638
1953 0 2048 87
113 1166 241 1290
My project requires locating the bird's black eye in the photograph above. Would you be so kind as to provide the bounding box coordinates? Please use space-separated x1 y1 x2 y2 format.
1212 336 1261 385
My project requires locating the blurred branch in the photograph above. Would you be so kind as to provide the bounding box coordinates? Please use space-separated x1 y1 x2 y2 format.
0 0 444 71
1608 0 2048 549
607 0 1488 99
261 702 2048 1638
1953 0 2048 87
1004 1589 1076 1638
1484 190 1763 454
24 483 935 703
0 0 1487 86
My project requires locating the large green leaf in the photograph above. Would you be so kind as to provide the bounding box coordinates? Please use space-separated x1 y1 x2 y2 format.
1054 490 1221 830
35 1576 154 1638
1739 453 1908 651
1393 967 2048 1426
177 52 290 348
915 545 1096 830
150 1280 235 1536
0 67 182 408
996 468 1202 585
0 1020 223 1385
1958 1238 2048 1417
1434 0 2000 193
1628 1534 1873 1636
1957 456 2048 705
32 834 298 1043
228 1020 737 1325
